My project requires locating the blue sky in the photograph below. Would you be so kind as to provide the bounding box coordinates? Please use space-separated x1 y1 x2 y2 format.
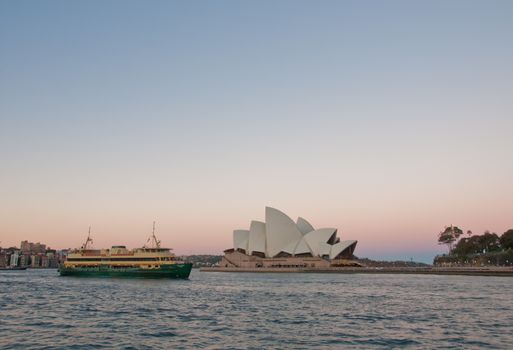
1 1 512 263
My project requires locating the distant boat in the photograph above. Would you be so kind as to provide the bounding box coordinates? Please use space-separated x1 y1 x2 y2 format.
0 266 28 271
58 223 192 279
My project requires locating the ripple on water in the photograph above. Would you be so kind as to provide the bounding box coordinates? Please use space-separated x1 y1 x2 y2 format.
1 270 513 349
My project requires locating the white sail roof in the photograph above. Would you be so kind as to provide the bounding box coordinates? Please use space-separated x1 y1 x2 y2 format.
232 207 357 259
318 243 332 257
329 240 357 259
248 221 266 255
304 228 337 256
282 239 301 255
233 230 249 252
294 239 313 255
265 207 303 258
296 217 315 235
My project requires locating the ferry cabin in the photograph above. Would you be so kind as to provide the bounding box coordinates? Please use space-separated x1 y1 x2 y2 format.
64 245 178 270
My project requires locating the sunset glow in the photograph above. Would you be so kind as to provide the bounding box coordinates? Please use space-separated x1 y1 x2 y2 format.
1 1 512 263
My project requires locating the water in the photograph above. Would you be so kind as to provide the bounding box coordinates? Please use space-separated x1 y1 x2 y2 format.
1 269 513 349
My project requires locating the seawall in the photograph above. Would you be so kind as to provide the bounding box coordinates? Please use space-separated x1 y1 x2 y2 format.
200 266 513 277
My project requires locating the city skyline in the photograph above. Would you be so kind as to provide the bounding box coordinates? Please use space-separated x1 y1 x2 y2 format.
1 1 513 263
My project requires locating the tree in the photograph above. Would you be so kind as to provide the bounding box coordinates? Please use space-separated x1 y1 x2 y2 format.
438 225 463 254
478 231 501 253
453 235 482 256
500 229 513 250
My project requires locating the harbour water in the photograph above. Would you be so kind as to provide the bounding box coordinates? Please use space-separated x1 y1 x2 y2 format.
2 269 513 349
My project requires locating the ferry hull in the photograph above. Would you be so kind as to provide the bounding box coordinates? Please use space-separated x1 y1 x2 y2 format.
59 263 192 279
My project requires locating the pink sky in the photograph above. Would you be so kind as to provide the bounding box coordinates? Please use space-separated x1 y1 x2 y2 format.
2 195 512 262
1 1 512 263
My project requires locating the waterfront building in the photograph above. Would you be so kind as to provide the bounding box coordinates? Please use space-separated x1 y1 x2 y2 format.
10 251 20 267
1 242 65 269
20 241 30 252
220 207 358 269
41 255 49 268
19 254 30 267
55 250 68 267
20 241 46 254
31 255 41 268
0 252 6 268
46 249 59 268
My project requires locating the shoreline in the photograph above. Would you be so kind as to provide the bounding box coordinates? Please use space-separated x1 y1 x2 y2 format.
200 266 513 277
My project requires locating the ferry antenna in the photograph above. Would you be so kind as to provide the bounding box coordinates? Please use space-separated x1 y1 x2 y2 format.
149 221 161 248
82 226 93 250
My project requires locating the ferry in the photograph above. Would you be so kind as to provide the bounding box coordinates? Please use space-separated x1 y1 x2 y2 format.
59 224 192 279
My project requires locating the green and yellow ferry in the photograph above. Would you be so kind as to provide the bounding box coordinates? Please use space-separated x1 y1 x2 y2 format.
59 224 192 279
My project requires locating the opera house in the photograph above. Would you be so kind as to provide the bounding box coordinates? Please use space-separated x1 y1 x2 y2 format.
220 207 358 269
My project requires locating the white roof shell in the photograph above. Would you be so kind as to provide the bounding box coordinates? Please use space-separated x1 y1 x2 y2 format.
234 207 357 259
294 239 313 255
296 217 315 235
304 228 337 256
233 230 249 252
329 240 358 259
265 207 303 258
248 221 266 255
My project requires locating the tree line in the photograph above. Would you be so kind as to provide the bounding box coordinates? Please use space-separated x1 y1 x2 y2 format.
438 226 513 256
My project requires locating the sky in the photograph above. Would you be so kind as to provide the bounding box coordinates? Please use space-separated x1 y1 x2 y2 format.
1 0 512 263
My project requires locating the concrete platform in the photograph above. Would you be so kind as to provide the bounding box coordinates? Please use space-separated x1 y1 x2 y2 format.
200 266 513 276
